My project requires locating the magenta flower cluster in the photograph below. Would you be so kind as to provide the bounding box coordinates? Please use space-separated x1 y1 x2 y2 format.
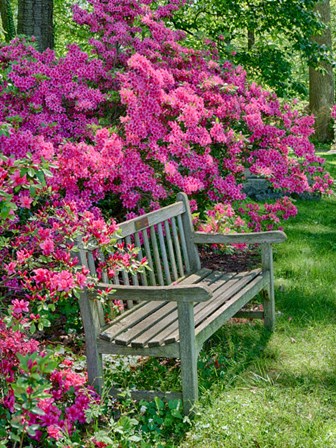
0 0 334 444
0 0 333 224
0 306 99 443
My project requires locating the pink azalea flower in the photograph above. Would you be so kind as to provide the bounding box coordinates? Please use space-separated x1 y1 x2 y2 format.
11 299 29 316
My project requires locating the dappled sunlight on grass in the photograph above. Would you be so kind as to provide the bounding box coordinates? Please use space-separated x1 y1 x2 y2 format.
182 156 336 448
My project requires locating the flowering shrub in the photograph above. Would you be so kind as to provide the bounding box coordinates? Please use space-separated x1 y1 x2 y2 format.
0 147 53 229
0 158 146 446
0 0 333 225
0 302 100 445
71 0 333 217
0 1 334 444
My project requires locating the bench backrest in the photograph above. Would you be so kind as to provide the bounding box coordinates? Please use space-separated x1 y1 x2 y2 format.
78 192 201 311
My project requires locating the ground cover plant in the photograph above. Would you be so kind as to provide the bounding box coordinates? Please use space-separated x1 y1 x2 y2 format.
0 0 335 446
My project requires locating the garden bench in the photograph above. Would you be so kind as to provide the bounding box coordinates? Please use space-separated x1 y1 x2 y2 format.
78 193 286 414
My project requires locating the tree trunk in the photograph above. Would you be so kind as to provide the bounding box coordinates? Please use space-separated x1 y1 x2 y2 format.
17 0 54 51
247 28 255 51
0 0 16 42
309 0 334 142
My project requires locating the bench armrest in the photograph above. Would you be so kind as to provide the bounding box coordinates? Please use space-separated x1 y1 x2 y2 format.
193 230 286 245
89 283 212 303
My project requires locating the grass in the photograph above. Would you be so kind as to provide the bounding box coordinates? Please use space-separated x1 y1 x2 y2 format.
180 151 336 447
103 151 336 447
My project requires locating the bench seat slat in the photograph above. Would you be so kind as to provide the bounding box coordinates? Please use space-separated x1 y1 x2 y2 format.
146 269 261 347
195 273 268 346
99 269 212 346
114 301 176 346
131 269 216 348
162 270 260 345
99 268 263 349
147 271 238 347
100 301 165 342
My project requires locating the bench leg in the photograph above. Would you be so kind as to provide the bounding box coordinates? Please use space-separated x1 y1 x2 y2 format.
262 243 275 331
178 302 198 414
86 346 103 395
262 286 275 331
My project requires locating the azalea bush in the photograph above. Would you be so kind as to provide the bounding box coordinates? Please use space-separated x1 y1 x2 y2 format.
0 0 334 445
0 157 146 446
0 0 333 223
0 304 99 446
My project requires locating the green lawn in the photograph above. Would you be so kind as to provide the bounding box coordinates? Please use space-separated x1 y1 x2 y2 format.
102 152 336 447
181 152 336 447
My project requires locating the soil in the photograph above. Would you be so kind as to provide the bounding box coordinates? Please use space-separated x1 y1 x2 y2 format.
199 247 260 273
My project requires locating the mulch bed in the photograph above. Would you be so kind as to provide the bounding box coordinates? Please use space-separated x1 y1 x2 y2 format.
199 247 260 273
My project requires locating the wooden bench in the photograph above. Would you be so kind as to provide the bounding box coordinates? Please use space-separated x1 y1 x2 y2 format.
78 193 286 414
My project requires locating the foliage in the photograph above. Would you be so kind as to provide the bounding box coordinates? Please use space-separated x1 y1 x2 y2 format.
182 156 336 448
0 1 334 446
0 1 333 227
0 303 100 446
0 151 146 446
172 0 330 97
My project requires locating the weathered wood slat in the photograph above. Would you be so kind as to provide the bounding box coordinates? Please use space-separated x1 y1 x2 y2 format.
177 214 190 273
97 339 180 358
119 201 185 237
234 310 264 319
94 283 212 303
87 252 97 277
132 268 211 347
158 222 172 284
135 232 148 286
147 270 235 347
163 270 261 345
130 270 213 348
193 230 287 245
126 235 139 287
193 270 262 327
100 301 165 342
164 220 178 281
115 302 177 346
112 273 120 285
98 251 109 284
121 269 134 309
171 217 185 277
142 229 156 286
133 304 178 348
150 225 165 286
195 274 268 346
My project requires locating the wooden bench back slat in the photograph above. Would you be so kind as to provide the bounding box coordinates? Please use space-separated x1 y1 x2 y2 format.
134 232 148 286
171 217 185 278
125 235 139 287
157 222 172 285
150 225 165 286
118 201 185 238
164 220 179 281
142 229 157 285
177 214 191 273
